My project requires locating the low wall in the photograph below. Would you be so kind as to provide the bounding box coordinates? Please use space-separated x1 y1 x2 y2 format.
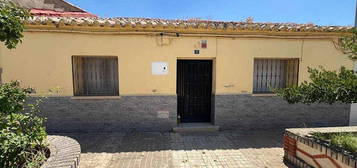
37 96 177 133
30 94 350 133
284 127 357 168
42 136 81 168
215 94 350 130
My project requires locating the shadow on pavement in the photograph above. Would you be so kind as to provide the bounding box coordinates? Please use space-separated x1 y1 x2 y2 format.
60 130 284 153
57 130 293 168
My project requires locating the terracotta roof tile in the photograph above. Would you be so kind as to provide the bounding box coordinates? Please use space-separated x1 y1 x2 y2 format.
26 16 352 33
30 9 96 18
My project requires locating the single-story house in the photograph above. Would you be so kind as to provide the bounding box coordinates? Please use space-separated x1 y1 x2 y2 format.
0 0 354 132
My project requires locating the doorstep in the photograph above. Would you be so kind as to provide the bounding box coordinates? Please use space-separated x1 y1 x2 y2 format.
173 123 220 133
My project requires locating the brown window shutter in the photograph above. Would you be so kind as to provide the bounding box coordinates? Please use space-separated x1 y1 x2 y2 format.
72 56 119 96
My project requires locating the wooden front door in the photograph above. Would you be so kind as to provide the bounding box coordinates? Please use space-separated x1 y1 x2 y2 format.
177 60 212 123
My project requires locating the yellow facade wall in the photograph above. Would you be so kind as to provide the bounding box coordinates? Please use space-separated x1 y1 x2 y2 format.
0 31 353 96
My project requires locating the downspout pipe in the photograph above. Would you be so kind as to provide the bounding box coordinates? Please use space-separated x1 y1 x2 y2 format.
354 0 357 73
355 0 357 73
355 0 357 28
349 0 357 126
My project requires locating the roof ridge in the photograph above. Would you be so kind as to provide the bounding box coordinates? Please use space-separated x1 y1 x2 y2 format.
99 17 347 27
56 0 85 12
55 0 97 17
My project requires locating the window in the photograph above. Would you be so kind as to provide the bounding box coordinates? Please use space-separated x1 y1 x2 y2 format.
72 56 119 96
253 58 299 94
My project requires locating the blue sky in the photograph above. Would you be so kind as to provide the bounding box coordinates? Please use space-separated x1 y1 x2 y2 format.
67 0 356 26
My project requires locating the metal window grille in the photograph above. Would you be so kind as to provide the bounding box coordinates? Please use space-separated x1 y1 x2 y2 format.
72 56 119 96
253 58 299 93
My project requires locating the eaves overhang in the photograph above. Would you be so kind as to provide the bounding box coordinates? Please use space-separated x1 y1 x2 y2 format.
24 17 352 37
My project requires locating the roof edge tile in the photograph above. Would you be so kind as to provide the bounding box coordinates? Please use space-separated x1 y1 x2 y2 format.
25 16 352 34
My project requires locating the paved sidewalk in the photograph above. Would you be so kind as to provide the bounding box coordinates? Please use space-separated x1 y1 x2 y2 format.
62 130 290 168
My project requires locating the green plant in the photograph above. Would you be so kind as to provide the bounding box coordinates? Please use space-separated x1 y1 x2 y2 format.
0 0 31 49
0 81 48 168
331 133 357 153
276 27 357 105
311 132 329 140
338 28 357 60
312 132 357 154
275 67 357 104
0 81 32 115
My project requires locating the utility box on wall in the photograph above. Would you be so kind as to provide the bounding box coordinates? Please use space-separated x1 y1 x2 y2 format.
152 62 168 75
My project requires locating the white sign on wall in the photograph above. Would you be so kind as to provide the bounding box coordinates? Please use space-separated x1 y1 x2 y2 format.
152 62 168 75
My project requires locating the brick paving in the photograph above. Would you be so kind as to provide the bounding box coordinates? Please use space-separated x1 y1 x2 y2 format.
62 130 290 168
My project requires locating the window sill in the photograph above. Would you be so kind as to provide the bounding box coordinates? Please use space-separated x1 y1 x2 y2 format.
251 93 277 97
71 96 121 100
